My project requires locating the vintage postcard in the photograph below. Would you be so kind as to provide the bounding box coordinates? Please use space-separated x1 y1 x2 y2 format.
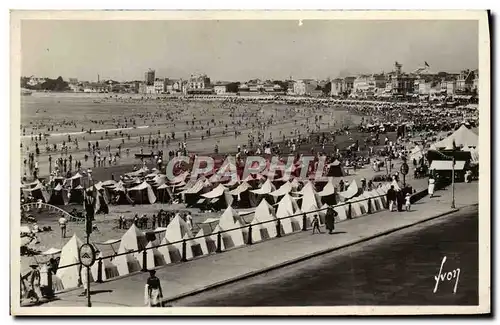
10 10 490 316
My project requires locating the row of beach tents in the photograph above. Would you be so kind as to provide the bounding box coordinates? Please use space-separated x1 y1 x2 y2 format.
50 180 396 290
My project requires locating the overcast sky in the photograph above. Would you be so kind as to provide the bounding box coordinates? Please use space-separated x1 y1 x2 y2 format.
21 20 478 82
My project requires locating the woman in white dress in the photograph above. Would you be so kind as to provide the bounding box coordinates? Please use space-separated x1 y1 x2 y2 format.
428 177 435 198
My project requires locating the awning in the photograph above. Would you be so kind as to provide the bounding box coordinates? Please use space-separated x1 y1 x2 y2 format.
429 160 466 171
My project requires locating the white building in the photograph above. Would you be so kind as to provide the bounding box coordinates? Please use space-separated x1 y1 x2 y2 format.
27 77 47 87
154 79 165 94
293 80 306 96
214 83 229 95
188 74 211 90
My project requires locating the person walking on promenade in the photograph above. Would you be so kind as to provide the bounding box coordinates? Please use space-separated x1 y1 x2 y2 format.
145 270 163 307
386 185 397 212
428 175 436 198
78 265 88 297
312 214 322 234
396 189 404 212
325 207 337 234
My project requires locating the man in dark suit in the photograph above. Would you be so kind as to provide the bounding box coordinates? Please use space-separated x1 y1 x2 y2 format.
386 185 397 212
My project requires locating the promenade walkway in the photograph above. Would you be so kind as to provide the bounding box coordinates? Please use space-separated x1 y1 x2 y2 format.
40 182 478 307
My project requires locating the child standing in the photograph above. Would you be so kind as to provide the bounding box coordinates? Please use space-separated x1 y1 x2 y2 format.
405 193 411 212
312 215 322 234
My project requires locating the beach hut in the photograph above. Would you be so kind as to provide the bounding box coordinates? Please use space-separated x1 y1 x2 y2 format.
68 185 84 204
127 181 157 204
180 178 212 207
156 183 174 203
48 184 69 206
69 172 83 188
23 182 50 203
327 160 346 177
201 184 234 211
229 181 258 208
110 181 134 205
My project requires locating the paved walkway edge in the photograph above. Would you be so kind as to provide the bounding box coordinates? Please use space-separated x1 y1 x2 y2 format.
163 205 472 304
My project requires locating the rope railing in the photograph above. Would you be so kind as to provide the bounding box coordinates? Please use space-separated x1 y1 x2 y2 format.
54 190 393 281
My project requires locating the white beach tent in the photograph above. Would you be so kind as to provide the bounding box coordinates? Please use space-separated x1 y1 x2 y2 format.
275 194 302 234
157 237 181 264
250 178 276 195
114 224 147 276
338 179 360 200
430 124 479 150
332 203 348 221
211 207 247 250
250 199 278 242
164 214 203 260
300 181 323 226
318 177 339 205
365 190 385 212
90 252 119 282
145 241 167 269
269 181 294 197
194 228 216 255
56 234 88 289
127 181 157 204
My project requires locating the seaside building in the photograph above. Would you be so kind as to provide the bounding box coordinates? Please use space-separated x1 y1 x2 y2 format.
188 74 211 90
154 78 165 94
330 78 344 97
456 69 475 93
389 62 416 96
214 82 230 95
26 77 47 87
292 79 319 96
472 69 479 92
144 69 155 86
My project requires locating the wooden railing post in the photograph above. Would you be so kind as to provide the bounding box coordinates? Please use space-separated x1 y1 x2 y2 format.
181 239 187 262
247 224 253 245
141 250 148 272
276 219 282 238
216 231 222 253
302 213 307 231
348 203 352 219
367 198 372 214
96 257 103 283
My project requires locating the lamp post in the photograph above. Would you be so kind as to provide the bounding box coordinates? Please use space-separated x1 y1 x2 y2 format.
400 157 409 187
451 157 456 209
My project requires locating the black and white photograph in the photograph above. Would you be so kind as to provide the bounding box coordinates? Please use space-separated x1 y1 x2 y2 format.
10 10 490 315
